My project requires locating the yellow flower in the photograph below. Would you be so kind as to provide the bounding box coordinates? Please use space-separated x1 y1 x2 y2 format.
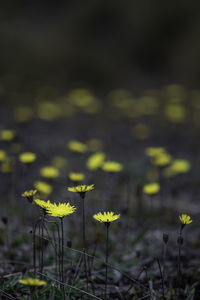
22 189 37 198
132 123 151 140
40 166 59 178
102 161 123 172
46 202 76 218
165 104 186 123
143 183 160 195
68 184 95 194
0 130 16 141
86 152 105 170
164 159 191 178
0 150 6 161
68 172 85 182
34 181 52 195
34 199 52 210
153 153 172 167
93 212 120 223
18 277 46 287
1 159 13 173
179 214 192 225
19 152 36 164
67 140 87 153
145 147 166 157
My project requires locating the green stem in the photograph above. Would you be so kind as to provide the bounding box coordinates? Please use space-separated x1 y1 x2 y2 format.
60 217 66 300
105 223 109 300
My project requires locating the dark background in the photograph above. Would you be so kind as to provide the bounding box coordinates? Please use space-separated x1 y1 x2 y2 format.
1 1 200 92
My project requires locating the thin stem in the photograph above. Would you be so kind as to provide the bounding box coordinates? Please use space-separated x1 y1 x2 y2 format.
81 195 89 295
157 258 165 300
105 223 109 300
60 218 66 300
40 211 45 275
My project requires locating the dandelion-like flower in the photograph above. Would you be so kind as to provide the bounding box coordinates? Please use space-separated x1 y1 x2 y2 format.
22 189 37 202
153 153 172 167
46 203 76 218
93 211 120 224
179 214 192 225
0 130 16 141
18 277 46 287
68 172 85 182
19 152 36 164
143 183 160 195
68 184 94 196
102 161 123 172
40 166 59 178
34 199 52 210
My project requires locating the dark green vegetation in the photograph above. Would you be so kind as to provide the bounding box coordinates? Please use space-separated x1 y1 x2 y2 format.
0 84 200 299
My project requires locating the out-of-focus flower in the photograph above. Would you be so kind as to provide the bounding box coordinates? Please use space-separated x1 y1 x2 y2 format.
68 172 85 182
102 161 123 172
132 123 151 140
87 139 103 152
143 183 160 195
18 277 46 286
86 152 105 170
51 156 67 169
67 140 87 153
37 101 62 121
0 130 16 141
1 159 13 173
19 152 36 164
0 150 6 161
145 147 166 157
163 159 191 178
165 104 186 123
40 166 59 178
34 181 52 195
153 153 172 167
14 106 34 123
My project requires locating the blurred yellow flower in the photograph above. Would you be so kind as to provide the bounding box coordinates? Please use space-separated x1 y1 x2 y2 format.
0 150 6 161
46 202 76 218
34 181 52 195
87 139 103 152
132 123 151 140
179 214 192 225
145 147 166 157
40 166 59 178
1 159 13 173
67 140 87 153
19 152 36 164
14 106 34 123
143 183 160 195
102 161 123 172
68 184 94 194
37 101 62 121
51 156 67 169
164 159 191 178
153 153 172 167
68 172 85 182
18 277 46 286
165 104 186 123
0 130 16 141
93 212 120 223
86 152 105 170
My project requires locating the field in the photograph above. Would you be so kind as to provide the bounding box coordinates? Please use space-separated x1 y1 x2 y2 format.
0 84 200 299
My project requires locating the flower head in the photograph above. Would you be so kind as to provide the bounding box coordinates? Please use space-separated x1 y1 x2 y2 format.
179 214 192 225
143 182 160 195
67 140 87 153
0 130 16 141
19 152 36 164
0 150 6 162
34 181 53 195
86 152 105 170
18 277 46 287
102 161 123 172
93 211 120 224
22 189 37 202
40 166 59 178
34 199 52 210
46 202 76 218
68 184 94 196
153 153 172 167
68 172 85 182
